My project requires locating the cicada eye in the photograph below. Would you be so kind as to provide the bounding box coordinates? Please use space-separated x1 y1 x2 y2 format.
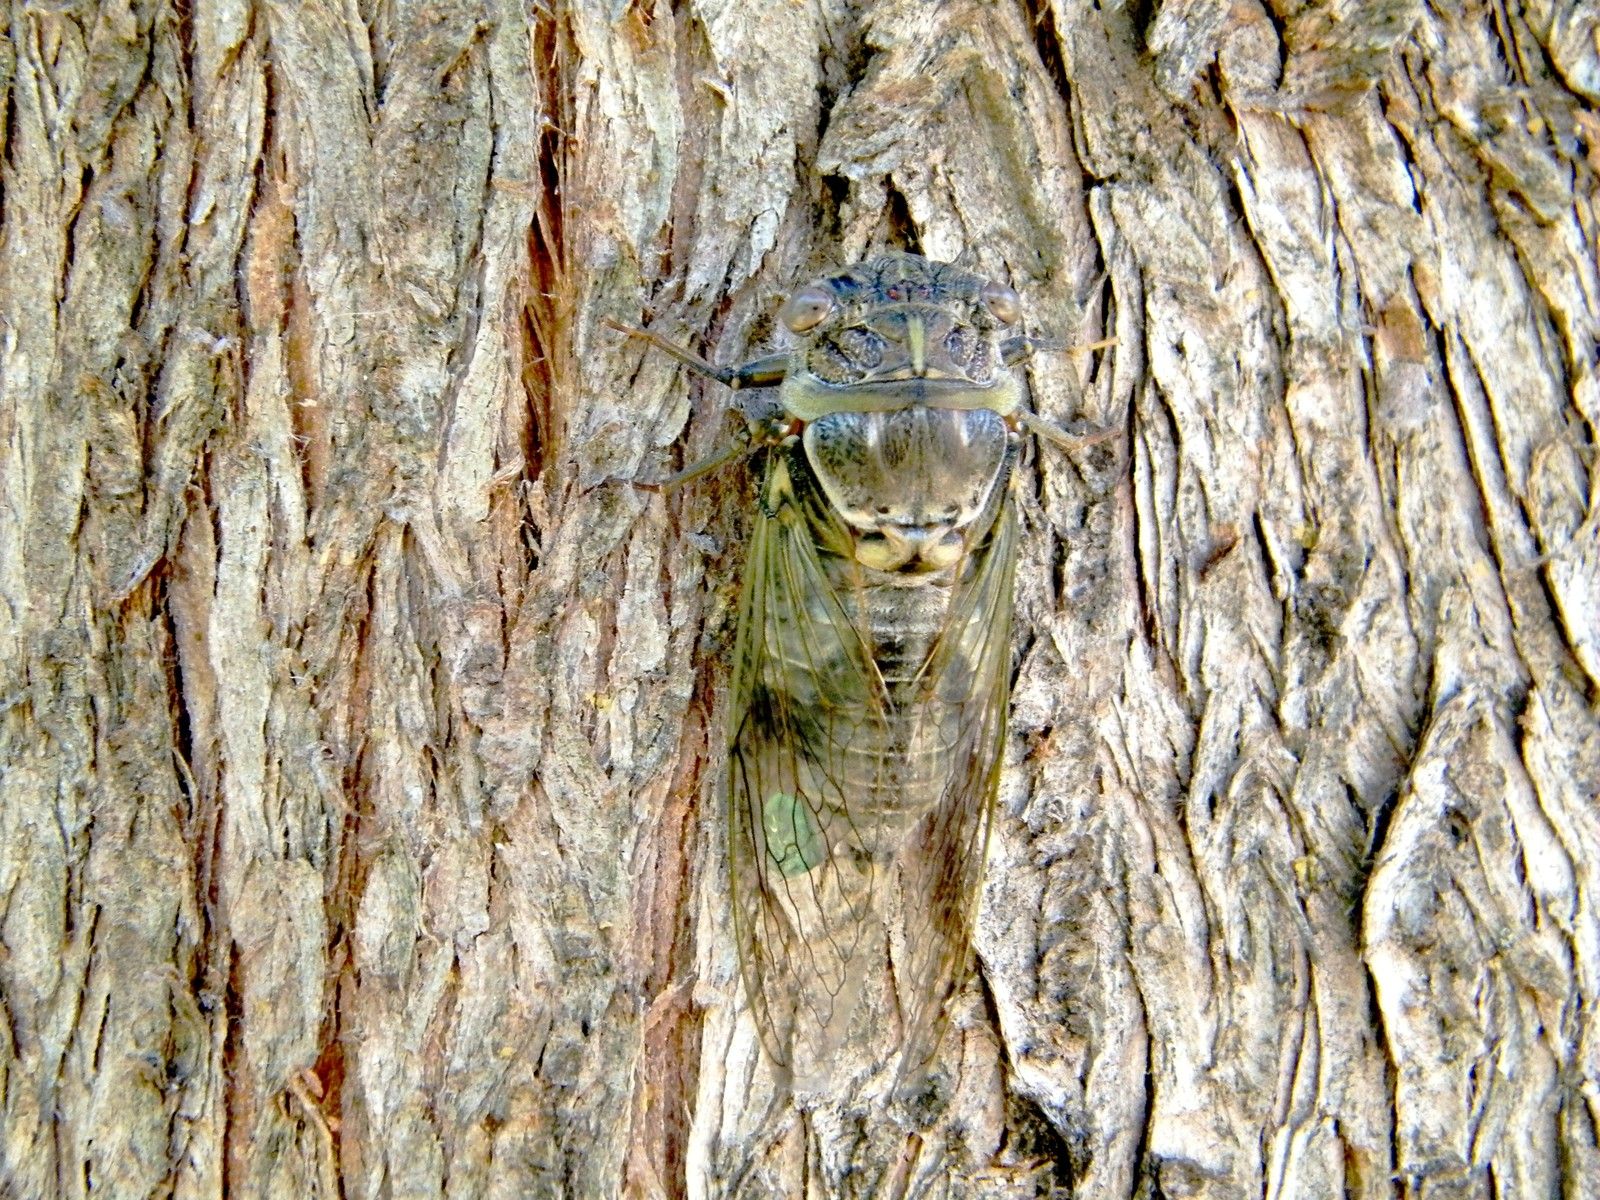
834 328 884 368
781 285 835 333
945 325 975 366
980 280 1022 326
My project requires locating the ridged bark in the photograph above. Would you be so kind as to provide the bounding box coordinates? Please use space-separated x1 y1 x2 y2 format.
2 1 1596 1197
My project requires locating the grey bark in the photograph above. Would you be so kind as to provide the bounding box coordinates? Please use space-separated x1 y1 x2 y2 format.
2 1 1597 1198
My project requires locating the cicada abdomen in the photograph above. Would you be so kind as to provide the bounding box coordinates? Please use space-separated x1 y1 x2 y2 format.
615 253 1107 1085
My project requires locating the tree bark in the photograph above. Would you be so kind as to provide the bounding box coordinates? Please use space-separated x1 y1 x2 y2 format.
2 1 1597 1197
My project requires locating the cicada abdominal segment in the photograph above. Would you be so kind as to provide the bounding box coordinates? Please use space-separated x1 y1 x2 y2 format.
616 253 1112 1087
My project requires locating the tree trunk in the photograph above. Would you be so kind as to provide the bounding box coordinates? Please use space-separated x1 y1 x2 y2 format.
2 1 1597 1197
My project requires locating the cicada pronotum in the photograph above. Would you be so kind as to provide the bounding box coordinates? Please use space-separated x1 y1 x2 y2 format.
611 253 1112 1086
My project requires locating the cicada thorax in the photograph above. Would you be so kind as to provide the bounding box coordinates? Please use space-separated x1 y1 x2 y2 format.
804 405 1013 571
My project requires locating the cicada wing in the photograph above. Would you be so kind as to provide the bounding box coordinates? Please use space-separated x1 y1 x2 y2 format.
890 502 1018 1083
726 462 893 1076
727 454 1018 1084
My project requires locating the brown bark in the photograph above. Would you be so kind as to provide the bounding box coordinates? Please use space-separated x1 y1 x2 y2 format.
1 1 1597 1197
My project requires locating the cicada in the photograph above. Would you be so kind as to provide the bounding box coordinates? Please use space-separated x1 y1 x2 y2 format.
613 253 1110 1084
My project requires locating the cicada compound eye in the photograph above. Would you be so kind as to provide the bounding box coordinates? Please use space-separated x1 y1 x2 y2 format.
980 280 1022 326
780 284 835 333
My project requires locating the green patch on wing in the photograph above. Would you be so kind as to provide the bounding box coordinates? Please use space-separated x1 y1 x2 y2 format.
763 792 824 877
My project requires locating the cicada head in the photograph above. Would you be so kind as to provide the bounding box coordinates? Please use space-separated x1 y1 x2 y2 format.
777 253 1025 413
776 254 1027 572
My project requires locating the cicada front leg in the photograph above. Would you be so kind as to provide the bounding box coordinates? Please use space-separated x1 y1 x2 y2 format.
603 316 794 492
602 316 788 391
1001 332 1121 452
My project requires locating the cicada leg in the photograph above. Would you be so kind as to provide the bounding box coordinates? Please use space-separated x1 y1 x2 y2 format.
634 434 755 493
1013 409 1120 452
604 317 798 491
601 316 788 390
999 333 1117 366
1001 332 1120 452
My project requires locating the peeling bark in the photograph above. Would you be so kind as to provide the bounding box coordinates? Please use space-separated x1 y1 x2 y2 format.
1 2 1597 1198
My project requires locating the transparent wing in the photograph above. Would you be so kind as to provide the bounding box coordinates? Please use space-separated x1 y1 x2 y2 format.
726 456 888 1073
727 453 1017 1081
